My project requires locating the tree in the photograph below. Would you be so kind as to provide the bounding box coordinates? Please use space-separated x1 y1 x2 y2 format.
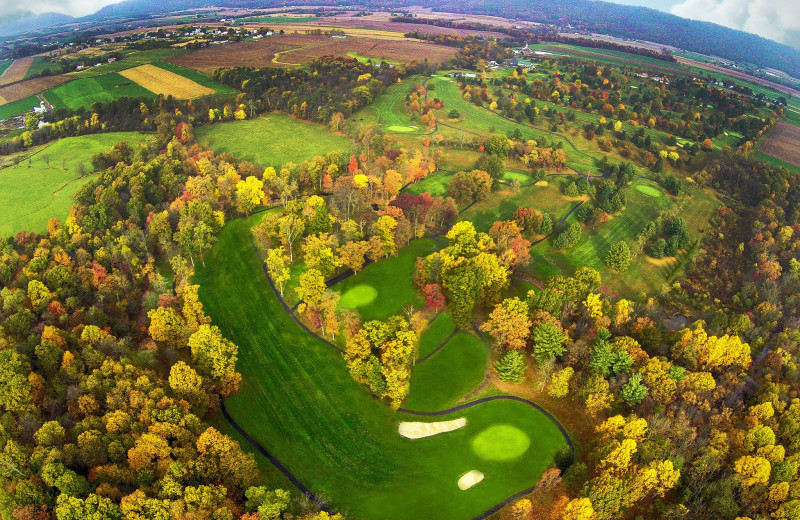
169 361 204 400
547 367 574 398
188 325 240 395
531 322 567 361
734 456 771 487
147 306 187 349
296 268 326 310
278 214 305 262
480 298 531 350
235 176 265 215
266 247 291 296
494 350 526 383
374 215 398 258
605 241 631 272
620 373 649 405
302 234 341 278
339 241 369 273
562 498 596 520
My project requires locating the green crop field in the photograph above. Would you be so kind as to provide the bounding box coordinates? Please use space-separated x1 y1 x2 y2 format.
0 60 12 77
332 239 439 321
0 132 149 237
44 73 155 110
23 56 57 79
0 95 39 119
195 113 352 168
405 332 488 411
194 215 569 520
754 151 800 173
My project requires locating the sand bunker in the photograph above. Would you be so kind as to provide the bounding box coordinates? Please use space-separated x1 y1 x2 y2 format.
398 418 467 439
458 470 484 490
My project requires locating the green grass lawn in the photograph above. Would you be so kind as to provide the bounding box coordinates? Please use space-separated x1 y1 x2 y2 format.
332 239 439 321
194 215 569 520
403 170 455 196
0 95 40 120
195 113 352 169
0 132 149 237
0 60 12 77
352 77 429 134
405 332 488 412
44 73 155 110
417 312 456 358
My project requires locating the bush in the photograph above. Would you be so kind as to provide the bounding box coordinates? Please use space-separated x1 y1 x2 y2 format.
494 350 526 383
647 238 666 259
605 241 632 272
448 109 460 119
532 168 546 182
564 182 580 197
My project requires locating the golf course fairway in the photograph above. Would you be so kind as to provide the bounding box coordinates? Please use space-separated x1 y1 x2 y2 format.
195 214 570 520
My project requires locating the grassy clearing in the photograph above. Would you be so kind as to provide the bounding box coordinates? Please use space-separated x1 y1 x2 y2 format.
352 78 422 133
0 61 11 77
0 132 149 237
417 312 456 358
195 215 569 520
332 239 438 321
0 95 39 119
460 181 575 233
403 170 455 196
405 332 488 411
44 73 155 110
195 113 352 169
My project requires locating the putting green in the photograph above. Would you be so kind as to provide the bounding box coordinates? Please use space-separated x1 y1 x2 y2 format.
386 125 418 133
340 284 378 308
472 425 531 461
635 184 664 198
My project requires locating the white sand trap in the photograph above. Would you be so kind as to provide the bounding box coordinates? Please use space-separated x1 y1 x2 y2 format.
458 470 484 490
398 418 467 439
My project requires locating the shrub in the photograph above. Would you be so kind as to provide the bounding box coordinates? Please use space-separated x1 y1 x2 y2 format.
552 222 581 250
448 109 460 119
494 350 526 383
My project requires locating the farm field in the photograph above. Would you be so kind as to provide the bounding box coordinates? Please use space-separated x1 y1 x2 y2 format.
195 113 352 168
118 64 216 99
44 73 155 110
0 132 149 237
0 75 71 105
758 121 800 168
168 35 455 72
405 332 489 411
334 238 439 322
753 152 800 174
195 214 570 520
0 95 39 120
70 47 186 78
0 57 33 85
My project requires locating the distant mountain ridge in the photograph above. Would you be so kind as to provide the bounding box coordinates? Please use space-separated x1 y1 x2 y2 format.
0 11 74 37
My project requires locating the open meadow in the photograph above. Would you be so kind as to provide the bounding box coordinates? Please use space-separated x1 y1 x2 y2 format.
0 132 149 237
195 113 352 168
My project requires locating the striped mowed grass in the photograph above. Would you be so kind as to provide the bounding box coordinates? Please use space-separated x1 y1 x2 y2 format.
118 64 215 99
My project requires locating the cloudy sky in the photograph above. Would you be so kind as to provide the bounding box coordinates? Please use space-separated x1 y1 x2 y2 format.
611 0 800 50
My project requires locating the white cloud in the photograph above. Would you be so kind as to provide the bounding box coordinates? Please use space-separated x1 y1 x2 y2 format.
671 0 800 49
1 0 121 18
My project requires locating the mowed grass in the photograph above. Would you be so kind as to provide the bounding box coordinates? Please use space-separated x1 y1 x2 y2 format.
405 332 488 411
195 215 570 520
0 132 149 237
44 73 155 110
332 239 439 321
0 95 39 119
340 284 378 309
417 312 456 358
195 113 352 169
